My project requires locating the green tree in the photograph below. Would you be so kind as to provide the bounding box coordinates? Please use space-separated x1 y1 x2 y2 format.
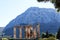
55 0 60 12
51 0 60 12
42 33 46 38
37 0 44 2
37 0 51 2
45 31 49 38
49 33 55 37
37 0 60 12
56 27 60 39
41 31 49 38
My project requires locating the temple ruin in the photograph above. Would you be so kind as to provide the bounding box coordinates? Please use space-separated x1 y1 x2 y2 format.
13 24 40 39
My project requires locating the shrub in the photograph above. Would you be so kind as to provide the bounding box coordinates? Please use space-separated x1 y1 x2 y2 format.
47 37 55 40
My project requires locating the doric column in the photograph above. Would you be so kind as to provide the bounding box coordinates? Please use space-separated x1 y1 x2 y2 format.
25 25 33 39
44 0 46 2
19 27 22 39
33 27 37 38
37 24 40 38
14 27 16 38
50 0 52 2
28 26 31 39
25 27 28 38
29 26 31 39
28 26 33 39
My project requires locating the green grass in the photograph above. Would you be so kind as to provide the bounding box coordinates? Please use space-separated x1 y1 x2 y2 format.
2 38 8 40
1 37 57 40
38 37 56 40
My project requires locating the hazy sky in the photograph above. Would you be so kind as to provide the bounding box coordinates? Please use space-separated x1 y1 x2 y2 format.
0 0 55 27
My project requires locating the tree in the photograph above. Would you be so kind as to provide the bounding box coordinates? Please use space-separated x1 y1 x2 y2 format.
37 0 49 2
41 31 49 38
37 0 44 2
45 31 49 38
49 33 55 37
55 0 60 12
56 27 60 39
51 0 60 12
42 33 46 38
37 0 60 12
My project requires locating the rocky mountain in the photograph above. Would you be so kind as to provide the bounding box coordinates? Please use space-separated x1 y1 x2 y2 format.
3 7 60 38
0 27 4 36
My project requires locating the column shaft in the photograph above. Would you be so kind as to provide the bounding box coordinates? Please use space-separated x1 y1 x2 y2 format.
37 24 40 38
33 28 37 38
14 27 16 38
19 27 22 39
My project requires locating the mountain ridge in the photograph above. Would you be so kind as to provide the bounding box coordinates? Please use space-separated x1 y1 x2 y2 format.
3 7 60 38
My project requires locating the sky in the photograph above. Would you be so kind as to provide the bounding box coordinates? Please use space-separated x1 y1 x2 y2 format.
0 0 55 27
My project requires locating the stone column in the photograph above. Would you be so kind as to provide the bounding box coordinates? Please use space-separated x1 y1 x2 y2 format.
33 27 37 38
14 27 16 38
37 24 40 38
50 0 52 2
30 27 33 38
28 26 31 39
44 0 46 2
28 26 32 39
19 27 22 39
25 26 33 39
25 27 28 38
